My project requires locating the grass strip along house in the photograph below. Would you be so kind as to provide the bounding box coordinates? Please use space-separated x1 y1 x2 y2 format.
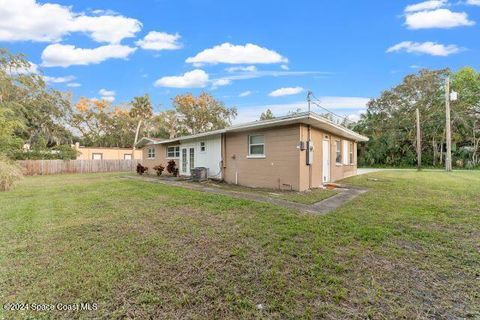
137 112 368 191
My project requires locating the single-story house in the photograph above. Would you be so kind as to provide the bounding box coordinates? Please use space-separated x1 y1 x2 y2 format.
136 111 368 191
73 143 143 160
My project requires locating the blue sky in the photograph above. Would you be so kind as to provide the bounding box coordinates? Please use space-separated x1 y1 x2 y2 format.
1 0 479 122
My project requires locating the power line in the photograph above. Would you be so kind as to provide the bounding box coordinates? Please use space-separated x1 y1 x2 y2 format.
308 92 356 125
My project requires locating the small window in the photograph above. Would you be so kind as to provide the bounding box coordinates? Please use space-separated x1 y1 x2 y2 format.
249 135 265 156
200 142 206 152
92 153 102 160
124 154 132 160
147 147 156 159
335 141 342 164
349 142 354 165
167 146 180 158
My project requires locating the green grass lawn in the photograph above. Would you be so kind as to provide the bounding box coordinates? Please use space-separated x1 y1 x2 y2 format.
0 171 479 319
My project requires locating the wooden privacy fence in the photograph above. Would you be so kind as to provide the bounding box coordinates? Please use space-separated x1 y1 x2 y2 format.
17 160 141 175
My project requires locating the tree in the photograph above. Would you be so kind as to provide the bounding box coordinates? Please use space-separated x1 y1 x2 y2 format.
0 107 23 156
0 49 73 157
451 67 480 165
355 69 448 166
172 92 237 135
152 110 185 139
260 109 274 120
72 98 138 148
355 67 480 168
129 94 153 153
129 94 153 119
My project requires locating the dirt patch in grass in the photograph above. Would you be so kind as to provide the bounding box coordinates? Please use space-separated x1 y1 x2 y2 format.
187 179 339 204
280 188 338 204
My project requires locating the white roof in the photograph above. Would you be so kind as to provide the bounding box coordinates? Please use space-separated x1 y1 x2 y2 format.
138 111 368 147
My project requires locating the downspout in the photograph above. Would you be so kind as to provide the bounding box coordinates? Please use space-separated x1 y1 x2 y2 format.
221 133 226 181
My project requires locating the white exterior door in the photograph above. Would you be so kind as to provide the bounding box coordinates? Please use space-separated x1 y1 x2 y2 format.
180 146 196 175
322 140 330 183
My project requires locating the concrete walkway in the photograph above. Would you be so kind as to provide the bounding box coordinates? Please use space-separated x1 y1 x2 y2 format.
357 168 385 175
124 175 367 215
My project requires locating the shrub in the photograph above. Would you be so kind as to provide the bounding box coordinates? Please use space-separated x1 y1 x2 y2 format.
153 164 165 176
166 160 178 177
136 163 148 175
0 156 23 191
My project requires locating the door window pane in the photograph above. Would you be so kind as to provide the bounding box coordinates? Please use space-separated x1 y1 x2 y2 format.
182 149 187 172
189 148 195 169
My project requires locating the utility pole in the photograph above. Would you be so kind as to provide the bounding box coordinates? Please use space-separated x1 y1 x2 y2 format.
445 76 452 171
416 108 421 171
307 91 312 113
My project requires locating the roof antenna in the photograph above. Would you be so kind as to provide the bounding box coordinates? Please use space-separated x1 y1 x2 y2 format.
307 91 313 113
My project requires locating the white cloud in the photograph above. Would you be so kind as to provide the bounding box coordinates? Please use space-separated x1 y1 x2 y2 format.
41 43 137 67
0 0 141 43
90 9 119 16
225 65 257 73
219 70 327 82
387 41 460 56
186 43 288 66
0 0 71 42
154 69 209 88
66 82 81 87
43 75 76 83
70 15 141 44
280 64 289 70
99 89 115 96
319 96 371 109
136 31 182 51
466 0 480 5
99 88 115 102
405 9 475 29
211 78 232 88
405 0 446 13
269 87 304 97
234 97 370 123
239 91 252 97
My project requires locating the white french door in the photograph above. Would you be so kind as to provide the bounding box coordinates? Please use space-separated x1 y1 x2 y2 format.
180 146 195 175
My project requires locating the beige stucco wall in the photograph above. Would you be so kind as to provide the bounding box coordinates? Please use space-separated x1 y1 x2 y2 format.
299 125 357 191
329 136 357 182
223 125 301 190
140 124 359 191
141 143 179 175
76 147 142 160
